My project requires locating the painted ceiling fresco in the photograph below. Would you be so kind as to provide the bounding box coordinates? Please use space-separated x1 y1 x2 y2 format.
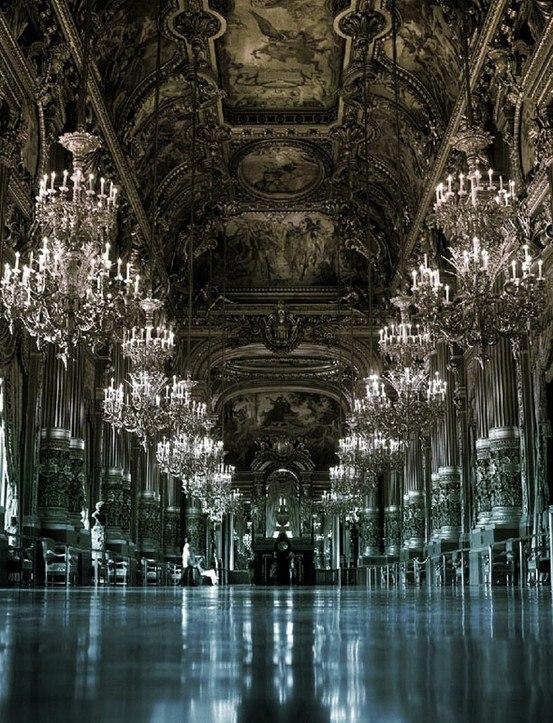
222 391 341 470
215 0 344 110
195 212 367 287
235 141 328 200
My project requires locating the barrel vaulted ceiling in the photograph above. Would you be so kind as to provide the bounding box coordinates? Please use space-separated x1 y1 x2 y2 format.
2 0 548 469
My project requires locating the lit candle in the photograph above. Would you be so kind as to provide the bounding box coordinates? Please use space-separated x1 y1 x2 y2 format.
459 173 465 193
511 260 517 279
444 284 450 303
89 173 94 192
538 259 543 279
488 168 493 188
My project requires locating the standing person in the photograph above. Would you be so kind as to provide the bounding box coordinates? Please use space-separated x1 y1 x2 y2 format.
181 539 192 586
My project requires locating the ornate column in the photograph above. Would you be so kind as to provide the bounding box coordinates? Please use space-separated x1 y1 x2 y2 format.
488 338 522 528
38 344 72 537
299 471 312 537
252 471 265 539
474 362 492 525
384 469 401 556
450 347 472 536
102 347 125 547
138 448 161 557
67 353 86 530
429 352 442 540
403 435 425 552
359 491 380 560
163 475 181 561
21 350 44 537
101 425 124 546
436 345 461 542
121 470 132 543
183 495 206 559
512 335 538 531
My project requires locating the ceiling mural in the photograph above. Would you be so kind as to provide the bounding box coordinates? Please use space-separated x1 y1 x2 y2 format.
384 0 461 120
234 140 328 200
222 391 341 470
195 212 367 287
215 0 345 112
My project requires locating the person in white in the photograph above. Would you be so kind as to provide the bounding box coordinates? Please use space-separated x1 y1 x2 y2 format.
182 540 191 569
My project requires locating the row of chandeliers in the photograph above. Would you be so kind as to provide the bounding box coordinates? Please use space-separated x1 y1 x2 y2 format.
0 0 239 523
324 3 546 518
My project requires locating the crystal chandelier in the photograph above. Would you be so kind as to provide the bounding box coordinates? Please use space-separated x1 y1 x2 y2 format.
378 295 434 365
196 462 237 523
121 297 174 372
1 233 141 359
339 430 404 482
103 297 175 447
498 244 546 338
353 365 447 439
431 7 519 246
0 132 142 362
434 147 518 244
410 239 545 355
321 488 362 518
156 432 224 483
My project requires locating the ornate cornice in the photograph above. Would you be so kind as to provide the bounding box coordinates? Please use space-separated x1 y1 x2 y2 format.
392 0 510 288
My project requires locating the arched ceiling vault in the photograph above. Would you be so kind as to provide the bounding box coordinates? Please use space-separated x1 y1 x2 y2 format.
3 0 508 468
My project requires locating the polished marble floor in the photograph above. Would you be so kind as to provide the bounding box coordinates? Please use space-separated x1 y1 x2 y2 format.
0 586 552 722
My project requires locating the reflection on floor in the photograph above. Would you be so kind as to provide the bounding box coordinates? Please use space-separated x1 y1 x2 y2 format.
0 587 552 722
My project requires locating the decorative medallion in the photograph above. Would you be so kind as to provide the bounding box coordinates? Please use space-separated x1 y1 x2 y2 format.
233 140 328 201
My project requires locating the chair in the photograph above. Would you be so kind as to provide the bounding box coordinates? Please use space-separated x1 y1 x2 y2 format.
41 540 78 586
166 563 182 586
141 558 160 586
108 556 129 586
